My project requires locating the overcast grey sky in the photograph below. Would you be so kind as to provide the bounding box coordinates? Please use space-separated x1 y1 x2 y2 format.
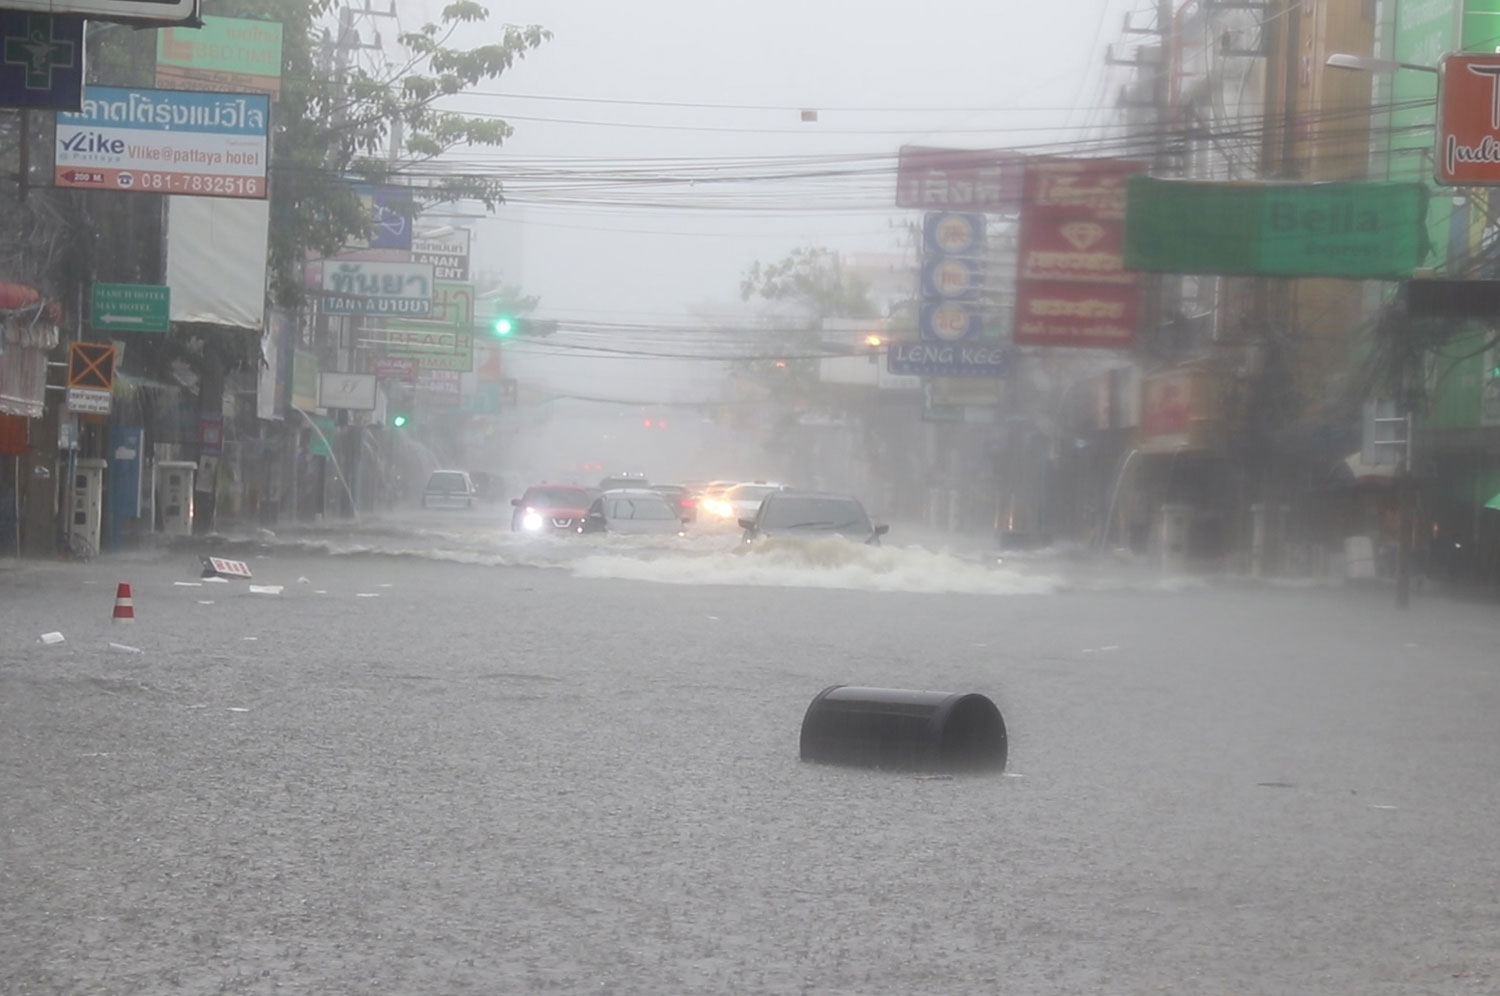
393 0 1143 320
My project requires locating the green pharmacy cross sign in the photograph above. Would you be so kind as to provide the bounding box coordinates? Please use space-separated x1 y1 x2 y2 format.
92 283 170 333
0 13 84 111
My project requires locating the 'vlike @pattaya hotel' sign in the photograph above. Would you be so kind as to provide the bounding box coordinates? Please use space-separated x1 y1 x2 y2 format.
54 85 270 199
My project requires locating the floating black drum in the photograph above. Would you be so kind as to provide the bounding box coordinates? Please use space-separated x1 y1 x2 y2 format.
799 685 1007 773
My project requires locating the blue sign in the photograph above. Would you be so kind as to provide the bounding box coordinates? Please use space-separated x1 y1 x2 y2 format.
107 425 143 551
0 13 84 111
921 257 981 300
354 184 414 250
888 341 1010 378
920 300 982 341
922 212 986 256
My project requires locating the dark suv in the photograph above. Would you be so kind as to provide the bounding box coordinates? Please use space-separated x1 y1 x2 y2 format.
739 491 888 545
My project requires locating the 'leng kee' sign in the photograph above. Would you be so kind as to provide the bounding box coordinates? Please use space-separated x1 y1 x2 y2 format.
320 261 434 316
887 341 1011 378
55 85 269 198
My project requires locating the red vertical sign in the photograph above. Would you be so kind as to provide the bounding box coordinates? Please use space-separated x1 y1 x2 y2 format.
1013 158 1146 349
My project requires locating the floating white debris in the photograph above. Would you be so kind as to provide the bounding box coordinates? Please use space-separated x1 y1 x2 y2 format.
197 600 215 605
297 577 311 585
355 592 380 598
39 631 65 645
1368 804 1398 811
377 583 393 588
226 707 250 713
107 642 142 654
173 581 203 587
203 576 230 584
248 585 284 595
242 636 258 641
314 590 328 595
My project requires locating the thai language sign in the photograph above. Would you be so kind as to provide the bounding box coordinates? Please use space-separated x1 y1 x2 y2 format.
1122 177 1429 278
319 260 434 316
896 146 1023 212
1014 158 1144 349
54 85 270 198
410 230 471 281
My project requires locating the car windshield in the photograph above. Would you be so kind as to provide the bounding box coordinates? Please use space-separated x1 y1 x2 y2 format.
760 496 870 532
606 496 679 520
527 487 590 507
427 472 468 492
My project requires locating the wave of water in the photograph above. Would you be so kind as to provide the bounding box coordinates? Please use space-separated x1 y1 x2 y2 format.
195 516 1205 597
571 536 1064 596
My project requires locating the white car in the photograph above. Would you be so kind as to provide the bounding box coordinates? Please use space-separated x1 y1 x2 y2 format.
578 489 686 536
421 469 477 509
715 482 790 523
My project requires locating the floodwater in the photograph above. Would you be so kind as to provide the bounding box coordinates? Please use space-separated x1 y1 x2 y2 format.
3 509 1498 995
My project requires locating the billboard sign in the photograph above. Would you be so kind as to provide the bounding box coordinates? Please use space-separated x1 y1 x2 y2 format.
919 301 982 341
374 357 418 381
319 260 434 316
887 341 1010 378
0 13 85 111
0 0 197 25
922 211 986 256
1014 158 1144 349
897 146 1023 212
411 230 471 281
317 372 377 411
55 86 270 198
375 281 473 353
347 185 414 251
1123 177 1429 277
156 16 283 98
92 282 169 332
1437 53 1500 185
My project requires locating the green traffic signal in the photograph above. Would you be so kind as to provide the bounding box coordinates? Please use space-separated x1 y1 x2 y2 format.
492 316 514 337
391 414 409 428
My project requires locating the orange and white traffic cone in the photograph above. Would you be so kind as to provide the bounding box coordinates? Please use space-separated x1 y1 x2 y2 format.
112 583 135 623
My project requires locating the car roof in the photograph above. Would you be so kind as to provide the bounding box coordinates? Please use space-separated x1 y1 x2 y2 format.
767 490 866 502
599 487 668 497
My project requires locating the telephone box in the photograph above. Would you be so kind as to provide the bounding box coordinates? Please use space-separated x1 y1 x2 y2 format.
156 460 197 535
71 458 107 555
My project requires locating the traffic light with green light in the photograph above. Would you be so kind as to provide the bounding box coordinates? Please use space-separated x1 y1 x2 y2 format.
390 413 410 428
487 316 559 338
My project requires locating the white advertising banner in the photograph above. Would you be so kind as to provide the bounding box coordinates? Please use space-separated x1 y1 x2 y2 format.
55 86 270 199
317 372 377 411
165 195 269 330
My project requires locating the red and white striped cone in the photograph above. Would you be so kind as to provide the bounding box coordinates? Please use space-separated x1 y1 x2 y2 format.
112 583 135 623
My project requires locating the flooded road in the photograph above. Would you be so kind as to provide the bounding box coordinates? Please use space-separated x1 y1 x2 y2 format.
3 517 1498 994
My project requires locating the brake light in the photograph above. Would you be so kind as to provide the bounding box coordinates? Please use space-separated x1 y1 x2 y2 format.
679 499 693 507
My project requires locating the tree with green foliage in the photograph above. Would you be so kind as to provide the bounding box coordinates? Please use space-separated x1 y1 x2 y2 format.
260 0 550 306
740 247 878 325
735 246 877 402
